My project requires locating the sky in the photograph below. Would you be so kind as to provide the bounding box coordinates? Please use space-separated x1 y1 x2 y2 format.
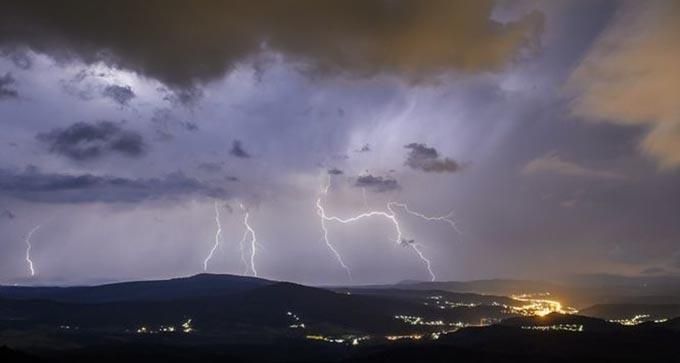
1 0 679 285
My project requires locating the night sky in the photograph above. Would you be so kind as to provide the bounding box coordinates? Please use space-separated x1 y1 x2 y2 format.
1 0 679 285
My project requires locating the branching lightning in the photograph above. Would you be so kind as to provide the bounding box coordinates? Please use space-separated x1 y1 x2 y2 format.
388 202 461 235
203 201 223 272
24 225 41 277
321 200 436 280
316 175 461 282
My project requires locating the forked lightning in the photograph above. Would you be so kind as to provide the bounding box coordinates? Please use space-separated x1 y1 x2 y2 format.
316 173 460 281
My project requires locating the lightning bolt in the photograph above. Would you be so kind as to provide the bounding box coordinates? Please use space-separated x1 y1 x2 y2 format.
240 203 259 277
316 175 353 280
24 225 41 277
316 176 460 282
387 202 462 281
321 200 437 280
408 243 435 281
203 201 223 272
238 229 250 275
387 202 461 235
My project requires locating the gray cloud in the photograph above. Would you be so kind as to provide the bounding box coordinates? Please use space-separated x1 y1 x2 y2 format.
182 122 198 132
522 152 625 180
150 108 198 141
1 48 32 70
0 72 18 100
160 86 204 106
356 144 371 153
102 84 135 107
60 69 100 101
36 121 146 161
355 174 399 193
672 250 680 270
1 209 16 219
0 1 543 90
404 143 462 173
196 162 224 174
230 140 251 159
327 168 343 175
567 1 680 169
640 267 668 275
0 167 226 203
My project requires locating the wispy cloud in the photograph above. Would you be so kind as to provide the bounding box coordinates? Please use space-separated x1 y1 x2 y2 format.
522 152 625 180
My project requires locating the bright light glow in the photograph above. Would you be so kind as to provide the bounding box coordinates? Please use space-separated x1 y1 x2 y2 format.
610 314 653 326
182 318 193 333
522 324 583 332
306 334 369 345
287 311 306 329
385 334 424 341
394 315 445 326
24 225 41 277
510 293 578 316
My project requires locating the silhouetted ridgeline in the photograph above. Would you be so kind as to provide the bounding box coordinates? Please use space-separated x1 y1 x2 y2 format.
2 274 680 362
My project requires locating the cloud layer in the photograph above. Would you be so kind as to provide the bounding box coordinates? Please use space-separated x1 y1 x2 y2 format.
568 1 680 168
0 72 18 100
102 84 135 107
0 168 225 203
36 121 146 161
0 0 543 89
522 152 625 180
354 174 399 193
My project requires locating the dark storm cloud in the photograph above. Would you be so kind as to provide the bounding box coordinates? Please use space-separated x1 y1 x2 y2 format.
328 168 343 175
36 121 145 161
0 168 226 203
0 72 18 100
102 84 135 107
355 174 399 193
230 140 250 159
404 143 462 173
0 0 543 90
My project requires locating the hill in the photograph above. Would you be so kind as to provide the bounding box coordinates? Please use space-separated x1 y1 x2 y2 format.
580 303 680 321
0 274 272 303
